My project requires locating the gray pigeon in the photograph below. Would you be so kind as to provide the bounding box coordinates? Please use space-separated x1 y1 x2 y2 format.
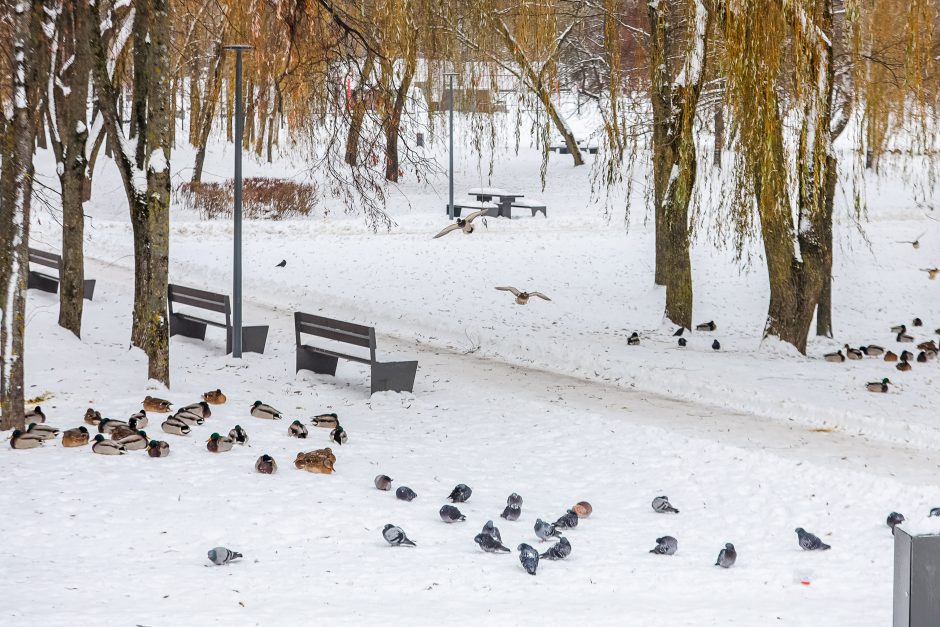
440 505 466 523
276 260 287 267
382 524 416 547
501 503 521 521
482 520 502 543
448 484 472 503
555 509 579 530
650 536 678 555
507 493 523 506
795 527 830 551
518 543 539 575
535 518 562 542
540 537 571 560
374 474 393 491
887 512 905 532
475 533 511 553
207 547 242 565
715 543 736 568
652 496 679 514
396 486 417 502
930 507 940 517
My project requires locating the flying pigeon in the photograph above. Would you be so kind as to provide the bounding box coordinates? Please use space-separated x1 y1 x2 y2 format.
540 537 571 560
715 543 736 568
501 503 522 521
518 543 540 575
207 547 242 566
535 518 562 542
396 486 417 502
652 496 679 514
795 527 830 551
475 533 511 553
382 524 416 547
440 505 466 523
555 510 579 530
448 484 472 503
481 520 502 543
650 536 678 555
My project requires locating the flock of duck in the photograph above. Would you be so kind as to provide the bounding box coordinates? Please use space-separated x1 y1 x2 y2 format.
821 318 939 393
7 390 348 475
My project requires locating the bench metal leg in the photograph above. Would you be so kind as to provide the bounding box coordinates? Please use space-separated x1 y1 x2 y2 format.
169 313 207 342
83 279 96 301
296 347 338 376
530 207 547 217
447 205 463 218
27 271 59 295
371 360 418 395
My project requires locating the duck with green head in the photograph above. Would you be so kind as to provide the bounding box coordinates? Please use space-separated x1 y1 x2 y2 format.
330 425 348 445
26 423 59 440
147 440 170 458
288 420 308 438
866 378 891 393
250 401 281 420
92 434 125 455
10 430 44 449
207 432 234 453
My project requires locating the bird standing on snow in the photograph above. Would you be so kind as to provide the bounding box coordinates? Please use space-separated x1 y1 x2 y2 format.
276 260 287 267
495 286 551 305
250 401 281 419
383 524 416 547
128 410 148 430
288 420 308 439
628 332 640 346
208 547 242 565
91 434 125 455
330 425 348 445
229 425 249 444
824 350 845 363
255 454 277 474
147 440 170 458
203 389 227 405
312 413 339 428
555 510 579 530
712 339 721 351
374 475 393 491
507 493 523 507
207 432 235 453
25 405 46 423
518 544 540 575
535 518 562 542
475 533 511 553
501 503 522 521
866 378 891 393
795 527 831 551
143 396 172 413
696 320 717 332
481 520 502 543
84 408 102 426
173 409 205 427
396 486 417 502
26 423 59 440
448 484 472 503
650 536 678 555
62 426 90 448
652 496 680 514
887 512 905 533
715 543 736 568
433 209 488 238
161 417 191 436
678 337 687 347
9 430 44 449
440 505 466 523
179 402 211 419
540 537 572 560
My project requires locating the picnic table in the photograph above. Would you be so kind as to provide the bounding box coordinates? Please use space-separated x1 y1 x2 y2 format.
468 187 524 218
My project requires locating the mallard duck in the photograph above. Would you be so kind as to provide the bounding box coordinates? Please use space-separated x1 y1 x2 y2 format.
913 317 924 327
312 413 338 428
128 410 148 430
179 401 211 419
433 208 488 238
173 409 205 427
867 378 891 392
143 396 172 412
228 425 249 444
295 453 335 474
117 430 149 451
92 434 125 455
696 320 717 332
891 324 907 334
250 401 281 420
109 424 138 440
897 361 913 372
901 350 914 362
9 429 44 449
255 454 277 474
207 432 235 453
147 440 170 458
330 425 348 445
897 331 915 343
884 351 898 362
26 423 59 440
161 417 191 436
572 501 593 518
917 340 938 351
924 349 938 361
84 408 102 425
860 345 884 357
203 389 227 405
495 286 551 305
922 267 939 280
824 350 845 363
917 351 928 363
98 418 129 434
844 345 863 360
62 426 90 447
25 405 46 423
288 420 308 438
627 332 640 346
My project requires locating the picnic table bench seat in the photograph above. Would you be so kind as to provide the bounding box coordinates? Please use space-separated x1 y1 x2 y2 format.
508 197 548 218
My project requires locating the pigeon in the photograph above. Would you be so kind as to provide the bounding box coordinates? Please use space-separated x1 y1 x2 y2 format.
628 332 640 346
652 496 679 514
715 543 736 568
795 527 831 551
501 503 522 521
712 339 721 351
930 507 940 518
696 320 717 331
507 493 523 506
440 505 466 523
555 510 579 530
481 520 502 543
534 518 562 542
474 533 511 553
673 327 685 337
448 484 472 503
207 547 242 565
540 537 571 560
374 474 393 491
433 209 488 238
650 536 678 555
887 512 905 532
276 259 287 267
396 486 417 502
228 425 249 444
518 543 540 575
495 286 551 305
383 524 416 547
678 337 687 347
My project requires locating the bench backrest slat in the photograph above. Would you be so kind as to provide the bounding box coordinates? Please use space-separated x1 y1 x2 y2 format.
294 311 376 360
168 284 231 316
28 248 61 270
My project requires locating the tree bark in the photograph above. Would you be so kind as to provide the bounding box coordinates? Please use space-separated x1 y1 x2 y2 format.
345 51 375 167
383 51 417 182
192 40 225 183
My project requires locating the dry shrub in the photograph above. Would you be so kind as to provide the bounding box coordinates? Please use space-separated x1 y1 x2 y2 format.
179 177 318 220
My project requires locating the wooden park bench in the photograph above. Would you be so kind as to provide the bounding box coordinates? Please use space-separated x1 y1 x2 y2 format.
27 248 96 300
168 284 269 354
294 311 418 395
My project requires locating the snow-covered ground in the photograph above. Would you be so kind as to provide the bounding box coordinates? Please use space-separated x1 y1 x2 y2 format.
4 113 938 625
